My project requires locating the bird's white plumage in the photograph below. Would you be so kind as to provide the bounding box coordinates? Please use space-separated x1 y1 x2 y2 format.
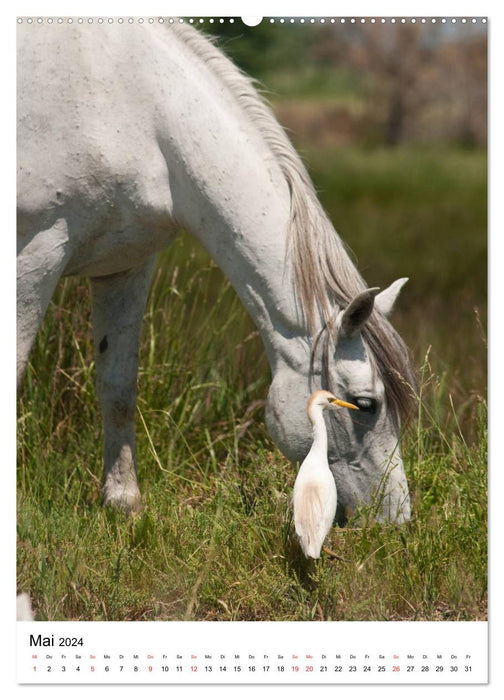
293 452 337 558
293 390 358 558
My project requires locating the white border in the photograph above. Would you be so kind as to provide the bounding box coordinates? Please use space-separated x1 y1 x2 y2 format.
3 2 500 698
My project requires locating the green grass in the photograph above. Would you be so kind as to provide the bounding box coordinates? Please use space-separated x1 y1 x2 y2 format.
17 145 487 621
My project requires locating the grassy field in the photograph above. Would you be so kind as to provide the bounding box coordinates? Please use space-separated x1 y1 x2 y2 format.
16 145 487 621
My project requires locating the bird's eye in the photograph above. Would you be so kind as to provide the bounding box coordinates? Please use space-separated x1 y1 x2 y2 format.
355 397 377 414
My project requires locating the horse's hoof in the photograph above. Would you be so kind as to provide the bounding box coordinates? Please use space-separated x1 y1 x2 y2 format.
102 489 143 515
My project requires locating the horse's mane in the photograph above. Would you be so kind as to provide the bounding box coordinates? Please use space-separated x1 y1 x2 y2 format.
170 23 416 420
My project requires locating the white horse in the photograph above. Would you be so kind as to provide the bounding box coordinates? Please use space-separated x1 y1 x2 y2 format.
17 21 415 525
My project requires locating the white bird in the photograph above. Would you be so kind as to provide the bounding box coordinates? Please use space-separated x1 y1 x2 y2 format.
293 390 359 558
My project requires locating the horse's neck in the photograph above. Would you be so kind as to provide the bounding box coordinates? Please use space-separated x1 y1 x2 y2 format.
162 42 316 373
182 166 308 373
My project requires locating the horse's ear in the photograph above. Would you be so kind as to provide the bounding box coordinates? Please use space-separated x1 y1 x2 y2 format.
339 288 380 337
375 278 408 317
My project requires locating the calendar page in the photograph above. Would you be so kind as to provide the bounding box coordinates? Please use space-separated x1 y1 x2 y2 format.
15 2 489 689
17 621 487 683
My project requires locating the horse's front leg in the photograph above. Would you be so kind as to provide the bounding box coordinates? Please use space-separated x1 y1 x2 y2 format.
91 257 156 512
17 219 71 385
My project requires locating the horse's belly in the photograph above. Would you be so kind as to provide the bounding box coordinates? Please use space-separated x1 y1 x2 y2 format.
65 222 180 278
18 174 179 278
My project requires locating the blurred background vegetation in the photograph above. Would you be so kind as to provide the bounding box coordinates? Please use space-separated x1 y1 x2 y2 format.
204 19 487 148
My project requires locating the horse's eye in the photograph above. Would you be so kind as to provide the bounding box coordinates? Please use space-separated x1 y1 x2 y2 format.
355 397 377 413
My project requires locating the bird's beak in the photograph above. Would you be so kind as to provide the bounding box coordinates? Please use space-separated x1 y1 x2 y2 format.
330 398 359 410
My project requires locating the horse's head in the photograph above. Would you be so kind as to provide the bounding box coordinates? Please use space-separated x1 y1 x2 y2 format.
266 278 415 526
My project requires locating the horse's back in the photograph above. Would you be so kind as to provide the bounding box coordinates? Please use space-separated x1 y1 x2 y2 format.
17 22 167 157
17 23 180 267
17 22 285 277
